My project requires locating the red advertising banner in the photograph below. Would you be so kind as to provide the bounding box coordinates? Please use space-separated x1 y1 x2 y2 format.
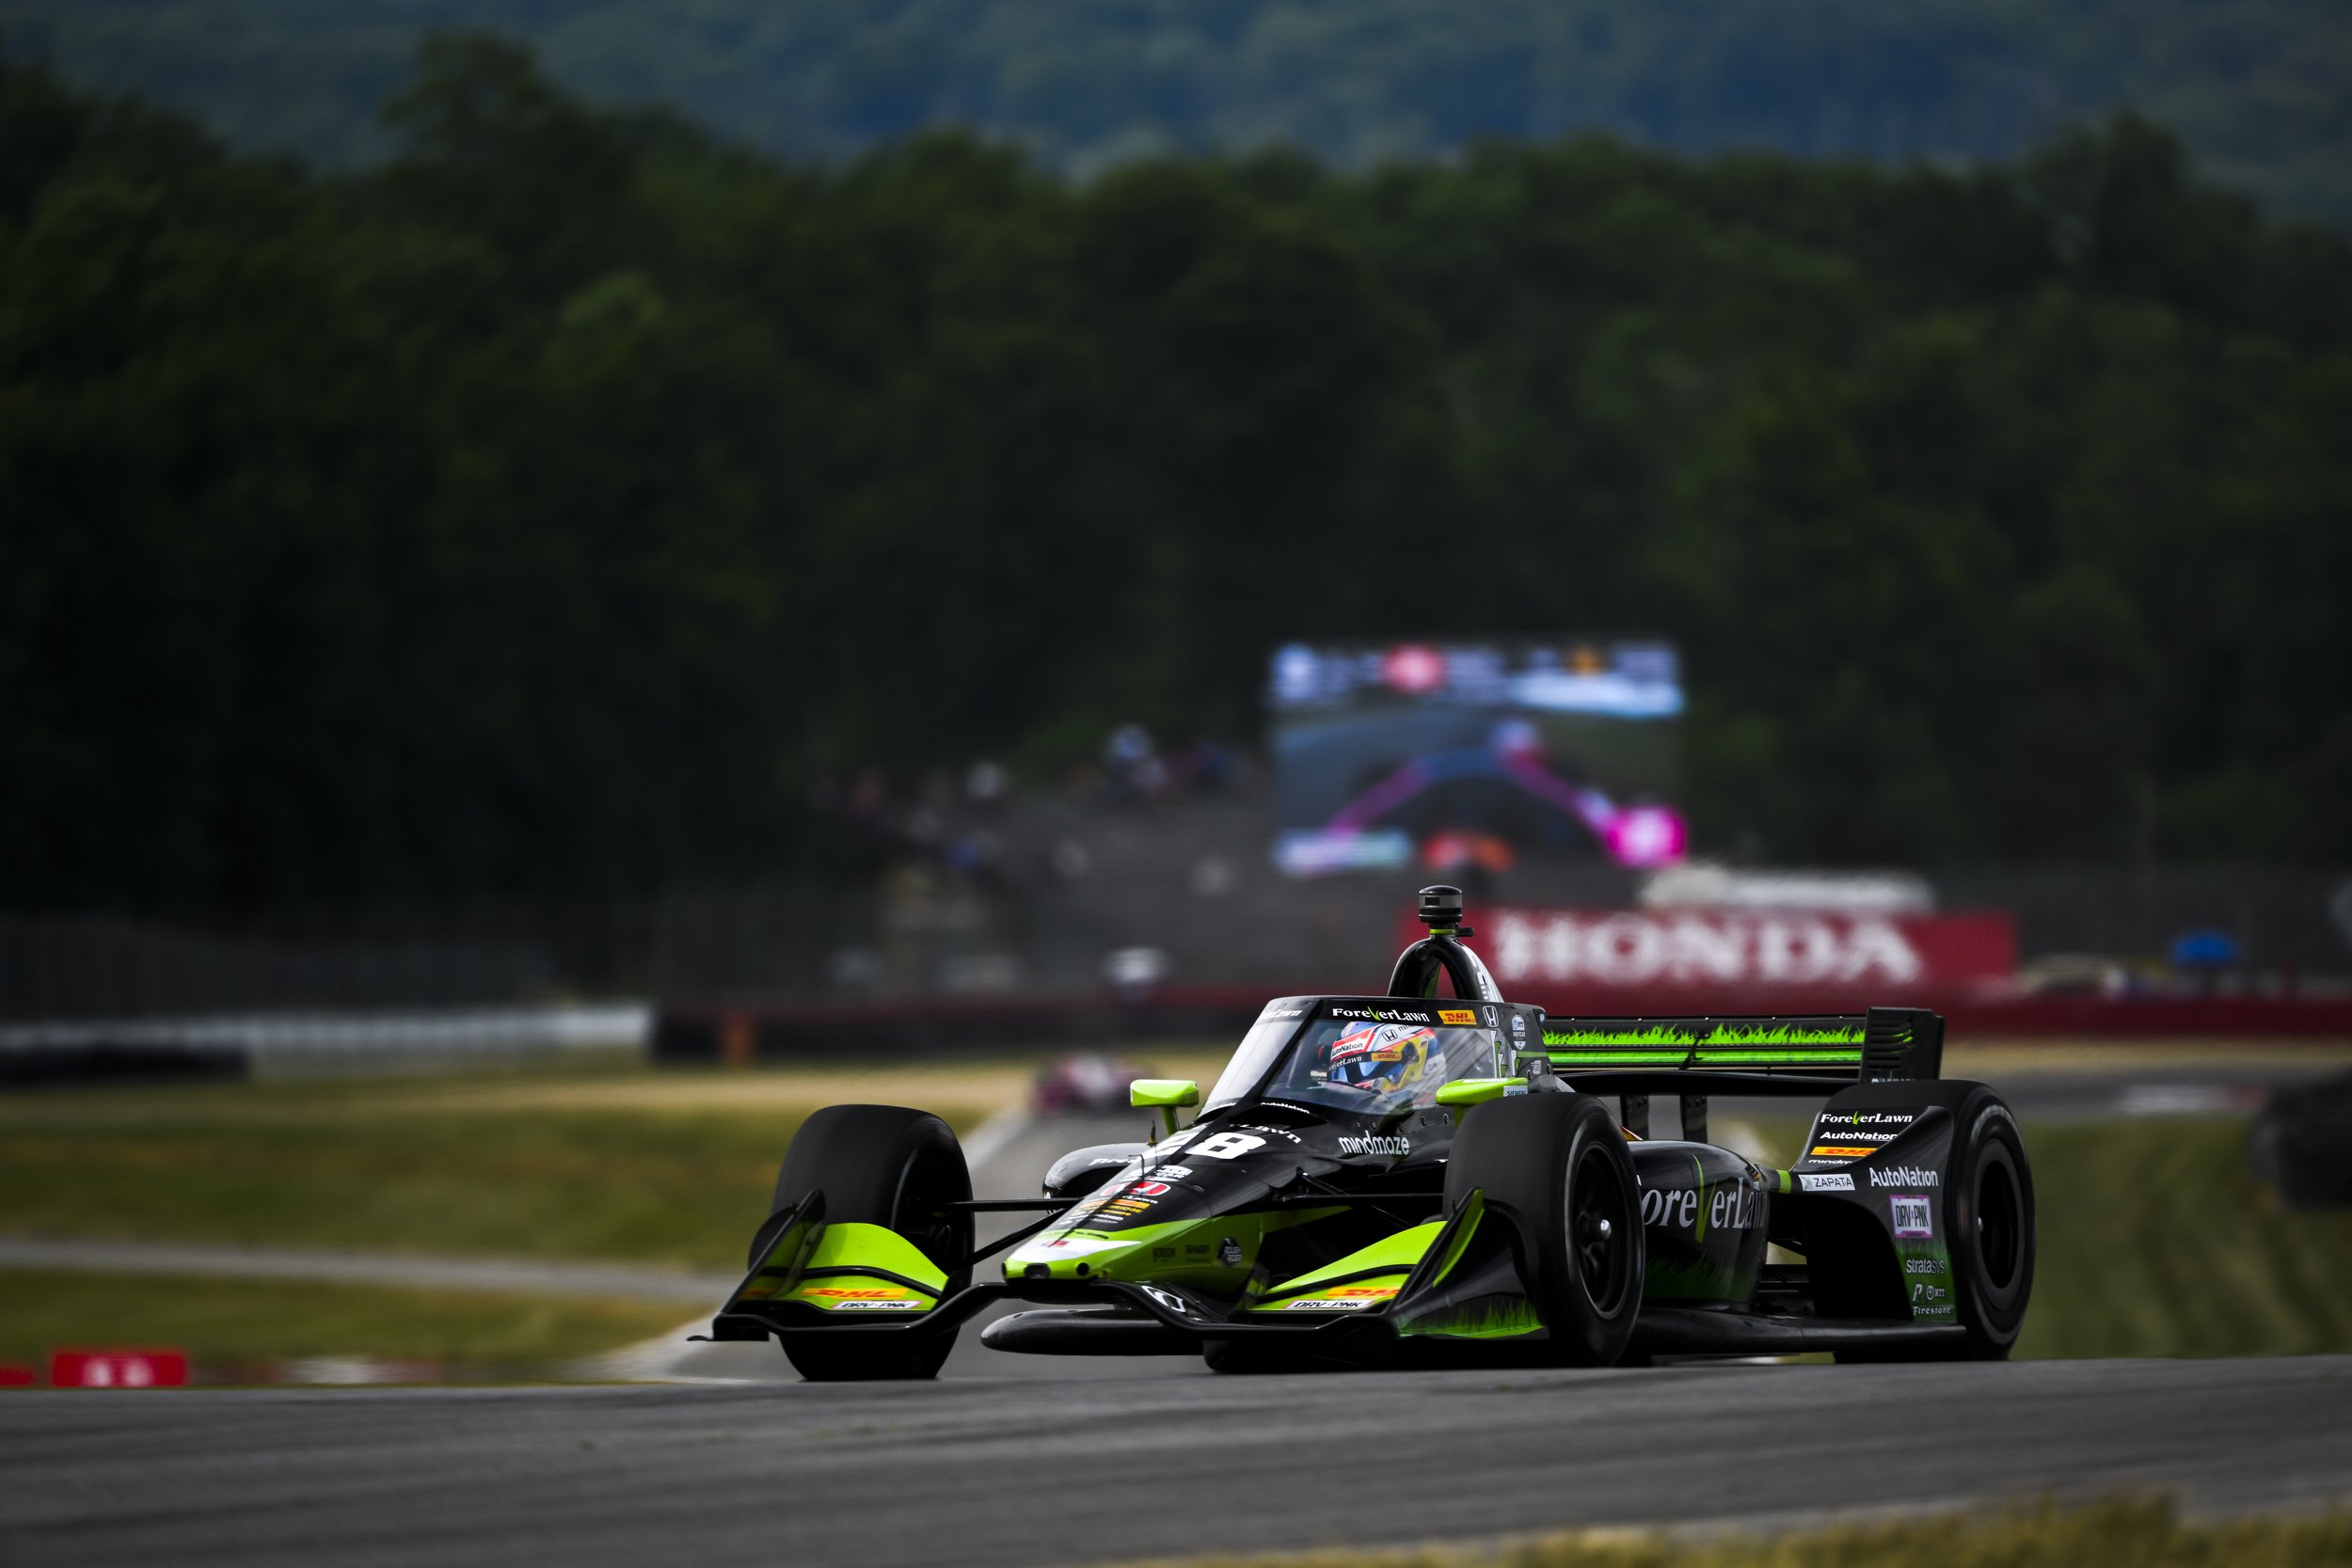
49 1349 189 1389
1404 907 2016 991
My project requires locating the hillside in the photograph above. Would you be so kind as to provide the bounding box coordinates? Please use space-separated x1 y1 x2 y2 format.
4 0 2351 229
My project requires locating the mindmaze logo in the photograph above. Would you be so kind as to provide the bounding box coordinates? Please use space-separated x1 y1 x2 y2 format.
1338 1134 1410 1157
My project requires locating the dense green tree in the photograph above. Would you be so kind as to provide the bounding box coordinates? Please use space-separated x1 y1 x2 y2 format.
1 43 2347 910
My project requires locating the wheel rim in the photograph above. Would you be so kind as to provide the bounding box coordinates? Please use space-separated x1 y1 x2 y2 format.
1566 1144 1633 1315
892 1148 969 1282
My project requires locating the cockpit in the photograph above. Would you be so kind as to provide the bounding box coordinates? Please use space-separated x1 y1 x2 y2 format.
1203 998 1506 1117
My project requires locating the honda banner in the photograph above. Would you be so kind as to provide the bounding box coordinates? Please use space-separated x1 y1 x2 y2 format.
1451 907 2015 990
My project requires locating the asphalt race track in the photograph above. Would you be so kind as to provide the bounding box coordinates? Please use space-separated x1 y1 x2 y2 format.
6 1355 2350 1568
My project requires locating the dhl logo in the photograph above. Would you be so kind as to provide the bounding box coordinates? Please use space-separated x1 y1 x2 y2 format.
1810 1146 1874 1158
1438 1009 1477 1025
799 1287 913 1300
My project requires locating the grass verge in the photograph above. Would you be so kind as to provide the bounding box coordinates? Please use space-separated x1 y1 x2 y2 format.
1116 1497 2352 1568
0 1059 999 1268
2020 1116 2352 1357
0 1270 690 1370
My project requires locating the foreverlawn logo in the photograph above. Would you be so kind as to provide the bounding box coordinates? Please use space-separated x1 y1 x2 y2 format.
1639 1176 1757 1233
1332 1006 1432 1023
1868 1164 1941 1189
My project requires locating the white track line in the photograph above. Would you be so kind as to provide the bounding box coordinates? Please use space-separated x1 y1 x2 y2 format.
959 1105 1033 1178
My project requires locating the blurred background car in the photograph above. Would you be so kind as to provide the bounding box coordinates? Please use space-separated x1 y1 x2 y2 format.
1029 1053 1158 1117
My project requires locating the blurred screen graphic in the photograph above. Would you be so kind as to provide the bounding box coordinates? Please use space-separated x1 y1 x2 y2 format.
1267 641 1686 877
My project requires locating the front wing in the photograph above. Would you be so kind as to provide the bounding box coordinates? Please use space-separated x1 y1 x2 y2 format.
703 1187 1966 1359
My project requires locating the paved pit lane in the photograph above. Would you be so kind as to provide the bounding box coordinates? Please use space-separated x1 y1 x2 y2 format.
5 1355 2349 1568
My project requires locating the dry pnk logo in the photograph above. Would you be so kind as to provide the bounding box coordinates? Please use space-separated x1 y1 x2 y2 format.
1889 1195 1933 1238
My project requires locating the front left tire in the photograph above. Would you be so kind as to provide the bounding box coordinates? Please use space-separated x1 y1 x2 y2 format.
763 1103 973 1382
1444 1092 1643 1366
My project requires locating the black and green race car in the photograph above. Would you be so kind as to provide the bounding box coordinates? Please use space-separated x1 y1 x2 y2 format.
706 885 2035 1379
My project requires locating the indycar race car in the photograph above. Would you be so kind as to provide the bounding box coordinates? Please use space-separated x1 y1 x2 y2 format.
705 886 2034 1378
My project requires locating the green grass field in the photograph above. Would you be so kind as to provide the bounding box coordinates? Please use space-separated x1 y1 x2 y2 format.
0 1271 688 1371
7 1060 2352 1370
1131 1498 2352 1568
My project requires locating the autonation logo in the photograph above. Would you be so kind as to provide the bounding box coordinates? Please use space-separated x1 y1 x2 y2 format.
1868 1164 1940 1189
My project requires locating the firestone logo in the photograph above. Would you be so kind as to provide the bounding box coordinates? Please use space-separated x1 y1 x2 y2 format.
1488 911 1923 986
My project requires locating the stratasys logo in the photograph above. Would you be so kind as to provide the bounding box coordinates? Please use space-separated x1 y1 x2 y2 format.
1329 1006 1432 1023
1337 1134 1410 1157
1868 1164 1941 1188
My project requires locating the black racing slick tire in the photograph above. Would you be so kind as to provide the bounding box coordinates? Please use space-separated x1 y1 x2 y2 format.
1947 1085 2035 1360
767 1103 973 1383
1444 1093 1643 1367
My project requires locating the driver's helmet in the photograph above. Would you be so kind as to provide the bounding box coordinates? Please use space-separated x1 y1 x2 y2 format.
1322 1022 1439 1097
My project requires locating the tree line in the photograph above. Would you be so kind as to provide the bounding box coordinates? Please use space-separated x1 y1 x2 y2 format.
9 0 2352 230
2 37 2348 911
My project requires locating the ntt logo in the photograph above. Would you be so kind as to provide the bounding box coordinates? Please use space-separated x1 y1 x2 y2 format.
1867 1164 1940 1188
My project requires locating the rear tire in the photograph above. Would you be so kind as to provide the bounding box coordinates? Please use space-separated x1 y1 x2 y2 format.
766 1104 972 1383
1444 1094 1642 1367
1831 1084 2035 1363
1947 1087 2034 1360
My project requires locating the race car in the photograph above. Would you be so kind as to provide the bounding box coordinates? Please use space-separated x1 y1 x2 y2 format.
1028 1052 1157 1116
704 885 2035 1378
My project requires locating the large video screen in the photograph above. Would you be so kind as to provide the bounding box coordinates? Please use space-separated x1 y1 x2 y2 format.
1268 641 1686 877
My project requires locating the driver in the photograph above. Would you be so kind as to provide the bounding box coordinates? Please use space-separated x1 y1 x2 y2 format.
1320 1022 1439 1100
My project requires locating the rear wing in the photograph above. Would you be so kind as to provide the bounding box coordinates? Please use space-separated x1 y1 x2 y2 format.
1521 1006 1945 1140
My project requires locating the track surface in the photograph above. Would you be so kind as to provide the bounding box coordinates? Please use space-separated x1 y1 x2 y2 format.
7 1355 2350 1568
8 1055 2347 1567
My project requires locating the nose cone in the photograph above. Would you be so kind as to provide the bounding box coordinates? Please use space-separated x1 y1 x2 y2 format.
1005 1227 1168 1281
